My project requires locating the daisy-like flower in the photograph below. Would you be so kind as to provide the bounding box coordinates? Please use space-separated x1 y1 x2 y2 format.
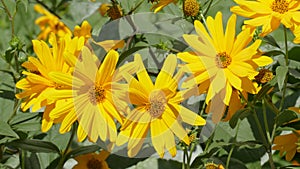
177 12 273 122
73 150 110 169
231 0 300 37
151 0 176 13
49 46 137 142
273 131 300 161
15 33 73 131
116 54 206 157
34 4 71 40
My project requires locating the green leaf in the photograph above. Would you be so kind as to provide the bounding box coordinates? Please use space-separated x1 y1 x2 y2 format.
24 152 41 169
65 145 101 159
276 109 299 126
0 120 19 138
263 35 280 48
275 65 288 91
66 2 101 23
118 45 149 66
8 139 60 153
229 108 252 128
288 46 300 62
289 68 300 80
263 50 285 57
255 84 273 100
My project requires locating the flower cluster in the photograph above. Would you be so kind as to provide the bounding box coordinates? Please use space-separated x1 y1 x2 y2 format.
7 0 300 168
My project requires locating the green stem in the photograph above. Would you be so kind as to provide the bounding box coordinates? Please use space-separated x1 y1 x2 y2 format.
56 125 76 169
226 120 240 169
252 109 275 169
1 0 14 37
262 99 271 142
203 0 214 16
128 0 144 15
279 26 289 111
21 150 26 169
182 147 186 169
183 147 190 169
226 146 234 169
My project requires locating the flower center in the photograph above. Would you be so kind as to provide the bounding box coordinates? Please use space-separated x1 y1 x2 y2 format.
255 69 274 84
215 52 231 68
183 0 200 17
87 158 103 169
88 85 105 105
147 90 166 118
271 0 289 14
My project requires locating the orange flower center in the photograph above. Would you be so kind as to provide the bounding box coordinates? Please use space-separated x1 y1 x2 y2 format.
87 157 103 169
215 52 231 68
147 90 166 118
271 0 289 14
88 85 106 105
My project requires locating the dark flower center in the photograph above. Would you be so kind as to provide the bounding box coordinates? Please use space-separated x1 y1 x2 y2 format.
271 0 289 14
215 52 231 68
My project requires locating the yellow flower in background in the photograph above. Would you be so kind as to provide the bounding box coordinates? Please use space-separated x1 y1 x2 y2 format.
73 150 110 169
15 33 72 131
231 0 300 37
273 131 300 161
151 0 176 13
49 47 137 142
116 54 206 157
177 12 273 122
73 21 92 42
99 2 123 20
34 4 71 40
292 24 300 43
15 20 91 133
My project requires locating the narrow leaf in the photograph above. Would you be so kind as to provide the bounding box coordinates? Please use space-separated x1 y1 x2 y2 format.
276 110 298 126
229 108 252 128
66 145 100 159
275 65 288 91
8 139 60 153
0 120 19 138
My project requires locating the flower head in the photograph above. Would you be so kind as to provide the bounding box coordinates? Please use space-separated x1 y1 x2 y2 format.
73 150 110 169
15 33 73 131
231 0 300 37
116 54 206 157
49 47 137 142
273 131 300 161
34 4 71 40
178 12 273 122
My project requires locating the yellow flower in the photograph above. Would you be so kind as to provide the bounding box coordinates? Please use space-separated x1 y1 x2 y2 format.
73 21 92 42
34 4 71 40
292 24 300 43
73 150 110 169
49 47 137 142
177 12 273 122
152 0 176 13
15 33 73 131
273 131 300 161
98 2 123 20
116 54 206 157
231 0 300 37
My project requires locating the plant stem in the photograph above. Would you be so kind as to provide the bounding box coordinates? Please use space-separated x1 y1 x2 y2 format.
226 120 240 169
226 146 234 169
203 0 214 16
1 0 14 37
262 99 271 142
56 125 76 169
183 147 190 169
252 109 275 169
279 26 289 111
